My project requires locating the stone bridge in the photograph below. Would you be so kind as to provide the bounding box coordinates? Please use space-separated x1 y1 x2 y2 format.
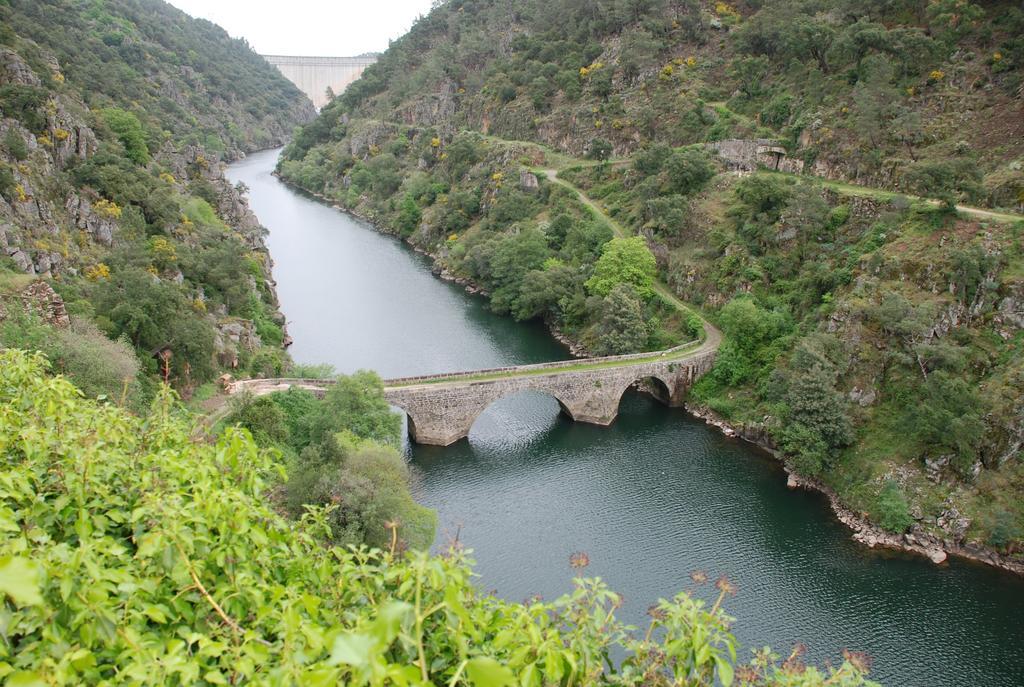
263 55 377 109
229 330 718 446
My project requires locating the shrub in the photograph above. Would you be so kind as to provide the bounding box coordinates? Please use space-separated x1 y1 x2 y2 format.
100 107 150 165
0 163 15 201
873 480 914 533
3 127 29 160
708 297 792 386
0 311 142 407
51 318 143 405
248 347 286 378
93 198 122 219
594 283 651 354
782 362 853 458
286 440 437 550
289 362 337 379
901 158 983 208
985 509 1023 551
182 197 222 228
397 193 422 236
779 422 829 476
902 372 986 474
0 84 48 132
586 137 613 160
686 313 705 340
225 393 289 445
664 148 714 195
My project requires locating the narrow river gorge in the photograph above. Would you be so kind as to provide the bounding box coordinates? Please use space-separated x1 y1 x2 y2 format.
229 148 1024 687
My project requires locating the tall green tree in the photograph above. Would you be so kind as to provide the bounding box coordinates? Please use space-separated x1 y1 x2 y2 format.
585 236 657 299
100 108 150 165
595 283 651 354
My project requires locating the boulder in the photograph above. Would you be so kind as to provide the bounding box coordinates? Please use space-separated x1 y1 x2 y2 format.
519 170 540 192
996 286 1024 329
848 386 877 407
9 249 34 274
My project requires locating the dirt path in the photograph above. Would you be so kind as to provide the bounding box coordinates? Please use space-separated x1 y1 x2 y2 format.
538 169 627 239
538 169 723 346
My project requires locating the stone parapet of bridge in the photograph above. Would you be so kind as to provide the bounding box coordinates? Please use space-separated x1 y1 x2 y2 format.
228 338 717 447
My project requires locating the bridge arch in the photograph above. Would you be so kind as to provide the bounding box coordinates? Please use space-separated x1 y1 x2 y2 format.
465 388 577 441
621 374 676 407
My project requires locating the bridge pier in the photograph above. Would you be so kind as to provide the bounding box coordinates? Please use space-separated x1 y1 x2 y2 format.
389 391 498 447
558 387 625 426
404 409 479 447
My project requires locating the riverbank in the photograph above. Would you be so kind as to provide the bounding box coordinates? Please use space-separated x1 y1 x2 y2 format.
685 403 1024 576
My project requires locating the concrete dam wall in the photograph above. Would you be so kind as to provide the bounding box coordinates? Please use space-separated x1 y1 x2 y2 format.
263 55 377 109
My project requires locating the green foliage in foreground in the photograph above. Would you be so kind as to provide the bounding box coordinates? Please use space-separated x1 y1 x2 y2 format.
0 349 879 685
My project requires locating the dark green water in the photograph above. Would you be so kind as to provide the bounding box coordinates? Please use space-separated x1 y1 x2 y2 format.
229 149 1024 687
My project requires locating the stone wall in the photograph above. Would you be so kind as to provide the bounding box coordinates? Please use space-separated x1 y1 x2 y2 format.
706 138 805 174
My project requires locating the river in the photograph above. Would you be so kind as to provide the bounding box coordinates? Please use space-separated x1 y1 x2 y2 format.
228 148 1024 686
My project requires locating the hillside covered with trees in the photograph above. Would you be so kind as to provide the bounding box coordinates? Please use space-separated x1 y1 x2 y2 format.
0 0 316 405
280 0 1024 565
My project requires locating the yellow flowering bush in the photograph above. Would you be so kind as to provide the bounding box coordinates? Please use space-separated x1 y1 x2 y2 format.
85 263 111 281
715 2 739 18
93 198 122 219
150 236 177 265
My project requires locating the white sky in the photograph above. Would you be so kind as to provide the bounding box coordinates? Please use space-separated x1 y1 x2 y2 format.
166 0 436 56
